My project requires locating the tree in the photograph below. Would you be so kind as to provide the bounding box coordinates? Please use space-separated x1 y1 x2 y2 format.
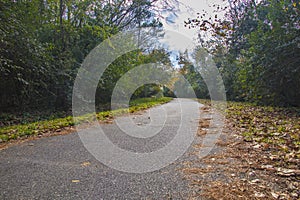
185 0 300 106
0 0 174 112
0 1 54 110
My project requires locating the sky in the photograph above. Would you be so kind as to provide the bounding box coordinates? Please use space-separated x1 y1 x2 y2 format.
158 0 226 67
164 0 219 37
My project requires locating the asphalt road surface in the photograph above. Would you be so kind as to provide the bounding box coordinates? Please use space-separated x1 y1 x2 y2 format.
0 99 203 200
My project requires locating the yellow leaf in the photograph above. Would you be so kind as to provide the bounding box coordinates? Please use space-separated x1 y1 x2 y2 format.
81 161 91 167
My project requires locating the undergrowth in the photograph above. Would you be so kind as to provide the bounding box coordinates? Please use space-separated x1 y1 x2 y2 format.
0 97 172 143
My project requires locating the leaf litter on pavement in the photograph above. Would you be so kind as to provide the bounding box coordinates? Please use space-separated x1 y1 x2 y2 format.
182 100 300 199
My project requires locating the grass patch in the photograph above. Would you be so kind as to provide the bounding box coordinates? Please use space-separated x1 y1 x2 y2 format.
0 97 172 143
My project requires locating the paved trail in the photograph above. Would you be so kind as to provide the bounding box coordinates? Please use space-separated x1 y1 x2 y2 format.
0 99 204 200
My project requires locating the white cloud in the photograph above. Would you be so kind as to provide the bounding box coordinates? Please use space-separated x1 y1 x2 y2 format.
160 0 225 51
160 30 195 52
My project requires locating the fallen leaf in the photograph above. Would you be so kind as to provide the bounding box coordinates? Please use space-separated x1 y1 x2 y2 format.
254 192 265 198
261 165 273 169
271 192 279 199
276 168 300 176
81 161 91 167
250 179 260 184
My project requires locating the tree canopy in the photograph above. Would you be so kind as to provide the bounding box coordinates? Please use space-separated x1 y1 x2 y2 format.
185 0 300 106
1 0 299 113
0 0 172 112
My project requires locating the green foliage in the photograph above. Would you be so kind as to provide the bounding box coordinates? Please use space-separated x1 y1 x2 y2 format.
0 0 166 112
234 0 300 106
96 49 172 104
187 0 300 107
177 51 209 99
0 1 53 109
